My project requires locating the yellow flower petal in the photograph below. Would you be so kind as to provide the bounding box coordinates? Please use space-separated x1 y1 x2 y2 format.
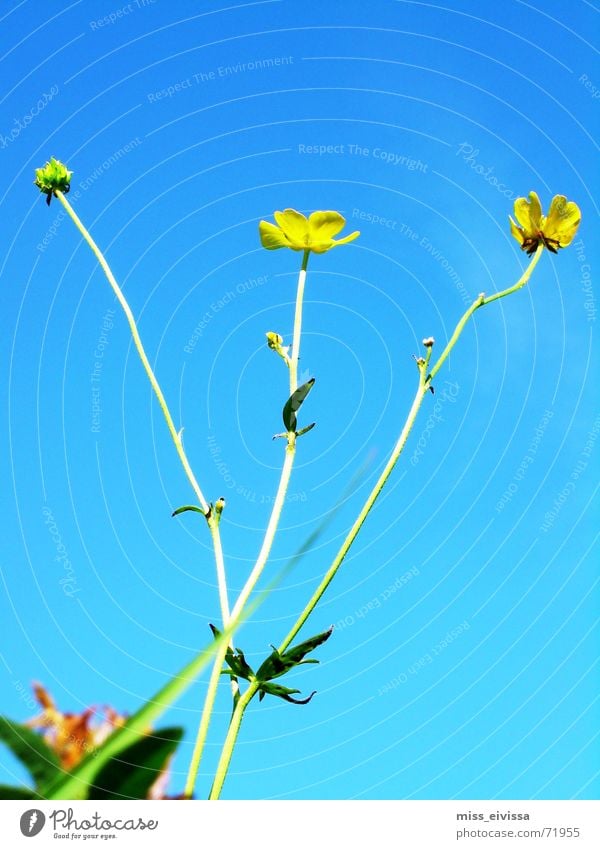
308 211 346 241
259 220 291 250
513 192 542 234
528 192 542 230
543 195 581 247
259 208 360 254
332 230 360 247
274 209 309 247
509 216 524 245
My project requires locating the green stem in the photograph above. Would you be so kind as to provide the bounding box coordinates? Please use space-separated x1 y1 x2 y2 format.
207 246 547 798
184 250 310 798
281 244 544 652
55 190 211 516
229 249 309 620
207 518 231 624
182 638 229 799
207 382 427 801
209 681 258 800
429 244 543 381
54 189 242 781
279 374 429 653
289 249 310 394
45 618 242 799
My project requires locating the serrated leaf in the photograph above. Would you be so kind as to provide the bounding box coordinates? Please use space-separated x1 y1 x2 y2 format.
0 717 61 790
282 378 315 432
90 727 183 800
171 504 204 517
0 784 38 799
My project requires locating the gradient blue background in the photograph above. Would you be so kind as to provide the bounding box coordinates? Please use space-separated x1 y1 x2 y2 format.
0 0 598 800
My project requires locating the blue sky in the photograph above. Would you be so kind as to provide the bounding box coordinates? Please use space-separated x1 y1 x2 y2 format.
0 0 598 800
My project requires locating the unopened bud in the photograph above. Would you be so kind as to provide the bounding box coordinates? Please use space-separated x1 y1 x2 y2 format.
266 331 290 363
266 331 283 349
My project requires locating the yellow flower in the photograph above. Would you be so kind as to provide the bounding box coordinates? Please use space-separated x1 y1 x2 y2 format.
259 209 359 254
509 192 581 255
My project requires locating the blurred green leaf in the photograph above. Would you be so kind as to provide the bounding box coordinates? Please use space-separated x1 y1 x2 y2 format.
282 378 315 432
0 717 61 790
0 784 38 799
90 727 183 800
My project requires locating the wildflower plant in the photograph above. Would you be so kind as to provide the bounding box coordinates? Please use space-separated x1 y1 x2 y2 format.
0 157 580 800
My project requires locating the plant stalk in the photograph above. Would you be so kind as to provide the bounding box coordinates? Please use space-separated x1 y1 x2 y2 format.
184 249 310 798
208 680 258 800
207 245 546 797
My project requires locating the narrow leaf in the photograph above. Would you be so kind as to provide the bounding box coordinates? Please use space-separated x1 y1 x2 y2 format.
282 378 315 431
283 627 333 666
171 505 204 517
210 625 254 681
295 422 316 438
259 683 317 705
259 683 301 698
43 585 279 800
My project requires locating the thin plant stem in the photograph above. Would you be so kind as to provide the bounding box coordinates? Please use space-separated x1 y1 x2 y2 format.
229 248 310 620
55 191 210 514
280 244 544 652
209 681 258 800
184 249 310 798
207 245 546 797
429 244 544 381
208 519 231 624
182 639 229 799
54 191 233 635
289 249 309 393
278 375 429 653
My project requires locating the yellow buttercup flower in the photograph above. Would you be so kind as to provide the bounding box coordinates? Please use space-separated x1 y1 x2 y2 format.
259 209 360 254
509 192 581 255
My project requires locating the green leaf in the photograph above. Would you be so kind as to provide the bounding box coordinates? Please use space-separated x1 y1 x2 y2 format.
282 627 334 666
0 717 61 790
295 422 316 438
210 625 254 681
255 627 333 684
225 648 253 680
171 504 205 517
282 378 315 432
41 513 337 800
259 683 317 705
43 584 279 800
90 727 183 800
255 647 290 682
0 784 38 799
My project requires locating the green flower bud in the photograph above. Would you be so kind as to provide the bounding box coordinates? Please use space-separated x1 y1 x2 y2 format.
34 157 73 205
